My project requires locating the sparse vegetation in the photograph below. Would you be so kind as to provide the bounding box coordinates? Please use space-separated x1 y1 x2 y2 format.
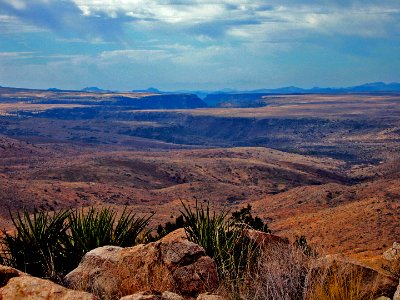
0 203 388 300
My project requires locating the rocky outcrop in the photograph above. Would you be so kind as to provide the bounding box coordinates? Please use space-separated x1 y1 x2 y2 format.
383 242 400 261
119 290 183 300
65 240 219 299
0 275 97 300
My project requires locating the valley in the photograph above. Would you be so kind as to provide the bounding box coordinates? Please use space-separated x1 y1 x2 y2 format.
0 86 399 260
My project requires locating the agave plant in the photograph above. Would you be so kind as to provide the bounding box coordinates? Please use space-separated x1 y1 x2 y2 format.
1 209 70 279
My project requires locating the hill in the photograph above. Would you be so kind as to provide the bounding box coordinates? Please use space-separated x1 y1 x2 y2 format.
0 88 399 259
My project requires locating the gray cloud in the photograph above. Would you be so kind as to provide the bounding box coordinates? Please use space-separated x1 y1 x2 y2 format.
0 0 128 41
1 0 399 43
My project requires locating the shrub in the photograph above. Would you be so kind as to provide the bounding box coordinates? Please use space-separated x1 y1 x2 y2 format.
155 215 185 239
0 207 152 281
230 204 271 233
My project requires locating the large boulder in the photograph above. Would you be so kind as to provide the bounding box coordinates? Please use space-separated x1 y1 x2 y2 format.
65 240 219 299
0 276 97 300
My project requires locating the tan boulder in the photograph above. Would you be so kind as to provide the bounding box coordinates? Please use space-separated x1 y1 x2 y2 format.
0 276 97 300
119 290 183 300
65 240 219 299
160 228 187 243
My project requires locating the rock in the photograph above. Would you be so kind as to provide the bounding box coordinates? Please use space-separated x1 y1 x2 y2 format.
394 280 400 300
375 297 391 300
0 265 25 288
119 290 183 300
245 229 289 247
245 229 290 255
160 228 187 243
0 276 97 300
383 242 400 261
309 258 398 298
196 292 227 300
65 240 219 299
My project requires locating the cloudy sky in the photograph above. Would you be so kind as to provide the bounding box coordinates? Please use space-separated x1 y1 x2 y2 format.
0 0 399 91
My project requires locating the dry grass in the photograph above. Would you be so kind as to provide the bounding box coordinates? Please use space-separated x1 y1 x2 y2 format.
217 244 383 300
218 243 310 300
306 261 377 300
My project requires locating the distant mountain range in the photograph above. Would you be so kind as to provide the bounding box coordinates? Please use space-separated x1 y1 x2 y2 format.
3 82 400 96
133 82 400 97
198 82 400 95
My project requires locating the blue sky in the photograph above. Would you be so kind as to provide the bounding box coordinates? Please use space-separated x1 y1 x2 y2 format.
0 0 399 91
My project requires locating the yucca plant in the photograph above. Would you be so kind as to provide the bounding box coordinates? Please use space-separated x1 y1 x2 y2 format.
0 209 70 280
1 206 152 281
65 207 152 266
180 201 258 282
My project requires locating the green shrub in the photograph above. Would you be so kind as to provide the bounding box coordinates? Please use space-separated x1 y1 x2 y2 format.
155 215 185 239
230 204 271 233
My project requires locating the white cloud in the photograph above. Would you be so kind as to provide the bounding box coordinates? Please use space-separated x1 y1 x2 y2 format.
98 49 172 63
0 51 36 60
68 0 400 44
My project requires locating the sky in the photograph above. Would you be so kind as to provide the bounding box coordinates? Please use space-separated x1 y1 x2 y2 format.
0 0 399 91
